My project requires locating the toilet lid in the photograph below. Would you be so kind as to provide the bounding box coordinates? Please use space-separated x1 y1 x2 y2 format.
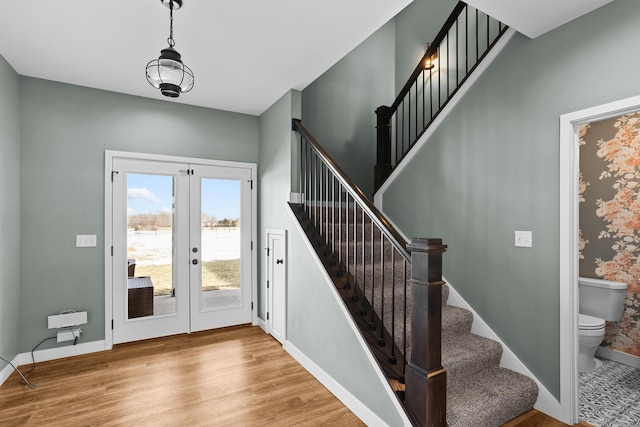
579 313 605 330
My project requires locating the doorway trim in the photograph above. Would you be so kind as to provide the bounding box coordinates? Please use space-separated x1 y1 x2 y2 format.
104 150 258 349
559 94 640 424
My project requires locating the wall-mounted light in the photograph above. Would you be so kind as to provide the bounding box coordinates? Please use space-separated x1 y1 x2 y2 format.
145 0 194 98
424 44 438 70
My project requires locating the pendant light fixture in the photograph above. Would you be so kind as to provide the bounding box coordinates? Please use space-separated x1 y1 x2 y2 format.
145 0 194 98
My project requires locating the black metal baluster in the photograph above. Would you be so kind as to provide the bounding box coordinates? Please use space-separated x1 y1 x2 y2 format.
331 175 336 257
351 204 359 301
414 80 418 141
378 232 386 346
422 69 425 131
486 13 490 52
325 165 329 248
311 151 316 228
465 6 469 74
344 194 351 289
430 59 433 121
394 112 399 169
338 183 342 270
402 258 407 380
438 46 441 109
368 222 376 330
456 17 459 87
476 8 479 64
446 34 450 97
389 248 397 364
358 206 365 304
319 161 324 242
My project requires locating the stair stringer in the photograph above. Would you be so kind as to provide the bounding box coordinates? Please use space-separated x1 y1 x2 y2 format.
373 28 517 208
378 215 562 421
285 205 413 427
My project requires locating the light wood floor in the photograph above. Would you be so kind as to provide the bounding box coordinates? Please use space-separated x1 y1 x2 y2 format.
0 324 589 426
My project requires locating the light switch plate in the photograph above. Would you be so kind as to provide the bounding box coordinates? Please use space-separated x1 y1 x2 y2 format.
76 234 97 247
515 231 532 248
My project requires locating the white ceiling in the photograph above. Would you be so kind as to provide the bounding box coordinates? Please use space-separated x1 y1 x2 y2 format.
465 0 615 39
0 0 616 116
0 0 412 116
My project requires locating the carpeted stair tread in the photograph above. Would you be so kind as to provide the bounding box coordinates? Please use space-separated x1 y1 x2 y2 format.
442 305 473 338
447 367 539 427
442 333 503 387
442 284 449 305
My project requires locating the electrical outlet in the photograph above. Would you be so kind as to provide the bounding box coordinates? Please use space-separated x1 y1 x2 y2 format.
515 231 533 248
57 328 81 343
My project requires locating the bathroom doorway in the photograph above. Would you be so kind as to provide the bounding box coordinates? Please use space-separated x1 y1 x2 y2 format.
560 94 640 425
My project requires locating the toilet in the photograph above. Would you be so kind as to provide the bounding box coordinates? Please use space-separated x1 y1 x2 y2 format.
578 277 627 372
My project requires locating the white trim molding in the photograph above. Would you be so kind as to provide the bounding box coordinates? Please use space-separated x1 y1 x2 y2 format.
559 93 640 425
104 150 258 347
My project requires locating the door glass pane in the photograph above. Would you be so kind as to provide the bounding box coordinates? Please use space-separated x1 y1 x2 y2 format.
126 173 176 319
200 178 241 312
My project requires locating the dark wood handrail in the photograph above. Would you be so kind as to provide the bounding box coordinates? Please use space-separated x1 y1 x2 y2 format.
388 1 466 114
292 119 410 260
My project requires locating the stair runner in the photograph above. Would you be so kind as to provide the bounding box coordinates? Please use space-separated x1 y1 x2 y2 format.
291 203 539 426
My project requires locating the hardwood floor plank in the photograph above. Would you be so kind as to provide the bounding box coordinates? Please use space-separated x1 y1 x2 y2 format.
1 325 592 426
0 325 365 426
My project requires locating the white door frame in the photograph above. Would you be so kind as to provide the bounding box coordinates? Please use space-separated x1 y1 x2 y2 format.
104 150 258 349
559 94 640 424
265 228 287 344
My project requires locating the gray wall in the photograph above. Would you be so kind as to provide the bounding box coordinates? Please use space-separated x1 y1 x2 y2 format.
382 0 640 399
18 78 258 351
394 0 457 93
258 91 404 426
301 21 396 197
0 56 20 362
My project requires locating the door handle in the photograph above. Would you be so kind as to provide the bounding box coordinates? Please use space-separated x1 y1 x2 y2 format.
276 259 283 264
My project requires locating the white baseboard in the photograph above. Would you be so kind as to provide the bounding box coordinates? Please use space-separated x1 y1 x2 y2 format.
596 346 640 368
445 284 563 421
284 341 398 427
0 340 106 387
15 340 106 366
0 354 21 386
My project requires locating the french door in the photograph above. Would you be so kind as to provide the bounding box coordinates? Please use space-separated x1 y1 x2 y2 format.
109 154 254 344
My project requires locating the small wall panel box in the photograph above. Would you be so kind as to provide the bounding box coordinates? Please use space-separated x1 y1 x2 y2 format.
48 311 88 329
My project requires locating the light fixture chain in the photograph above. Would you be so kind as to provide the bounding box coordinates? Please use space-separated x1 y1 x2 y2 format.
167 0 175 47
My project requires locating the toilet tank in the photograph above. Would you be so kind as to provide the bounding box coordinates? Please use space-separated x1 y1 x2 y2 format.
579 277 627 321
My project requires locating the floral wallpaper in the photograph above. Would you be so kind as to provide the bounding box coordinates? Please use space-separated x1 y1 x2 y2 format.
579 112 640 358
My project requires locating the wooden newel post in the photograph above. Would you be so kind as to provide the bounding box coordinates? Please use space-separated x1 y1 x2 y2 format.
405 238 447 427
374 105 392 192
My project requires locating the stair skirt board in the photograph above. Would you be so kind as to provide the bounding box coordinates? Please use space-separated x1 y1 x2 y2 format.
286 206 413 427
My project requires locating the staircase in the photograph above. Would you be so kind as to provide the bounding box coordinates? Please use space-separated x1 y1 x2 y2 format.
291 120 538 426
440 285 538 426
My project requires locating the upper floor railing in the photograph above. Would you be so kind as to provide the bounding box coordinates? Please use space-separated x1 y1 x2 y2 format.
374 1 508 191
